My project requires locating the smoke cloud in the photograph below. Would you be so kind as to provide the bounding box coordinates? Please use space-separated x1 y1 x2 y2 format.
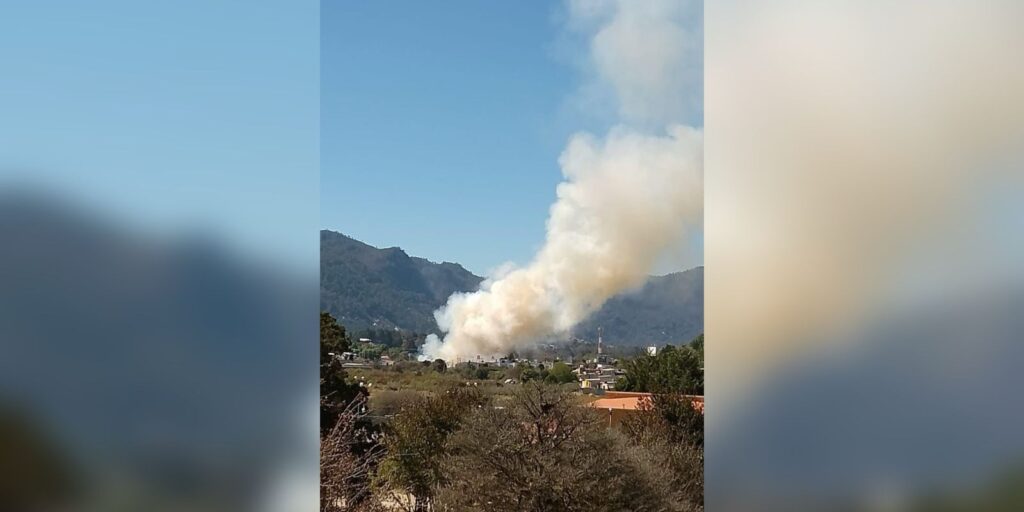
422 0 703 361
705 0 1024 407
567 0 703 127
705 3 1024 508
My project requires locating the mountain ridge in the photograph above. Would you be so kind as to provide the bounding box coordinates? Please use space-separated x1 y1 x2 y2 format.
320 229 703 345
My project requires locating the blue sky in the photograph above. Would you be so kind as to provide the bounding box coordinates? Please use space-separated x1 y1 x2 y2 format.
0 1 700 277
322 2 573 275
322 1 693 276
0 1 319 273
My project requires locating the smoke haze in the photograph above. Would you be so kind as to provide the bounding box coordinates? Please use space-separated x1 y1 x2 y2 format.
567 0 703 127
705 1 1024 509
422 0 703 361
705 0 1024 408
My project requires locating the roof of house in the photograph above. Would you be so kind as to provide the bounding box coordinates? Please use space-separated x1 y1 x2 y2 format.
589 397 649 410
588 392 705 413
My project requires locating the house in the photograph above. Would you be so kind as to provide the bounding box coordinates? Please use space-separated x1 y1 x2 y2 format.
580 378 608 390
587 391 704 428
575 361 624 391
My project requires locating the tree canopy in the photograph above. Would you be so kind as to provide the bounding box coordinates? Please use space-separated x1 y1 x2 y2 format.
435 384 672 512
375 387 484 506
616 334 704 394
320 311 351 362
432 358 447 373
320 312 365 432
545 361 576 384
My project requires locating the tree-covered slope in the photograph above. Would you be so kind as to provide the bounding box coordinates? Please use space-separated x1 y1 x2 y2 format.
572 267 703 346
320 230 703 345
320 230 483 333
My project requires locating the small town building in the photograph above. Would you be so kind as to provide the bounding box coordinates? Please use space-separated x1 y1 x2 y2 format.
587 391 704 428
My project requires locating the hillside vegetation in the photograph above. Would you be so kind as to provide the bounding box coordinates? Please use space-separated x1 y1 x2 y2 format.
320 230 703 346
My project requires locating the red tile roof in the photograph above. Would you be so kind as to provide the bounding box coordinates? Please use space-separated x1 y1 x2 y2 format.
588 393 704 413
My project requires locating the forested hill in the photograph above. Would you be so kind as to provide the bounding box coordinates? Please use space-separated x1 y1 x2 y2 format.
574 267 703 346
320 230 703 345
320 230 483 333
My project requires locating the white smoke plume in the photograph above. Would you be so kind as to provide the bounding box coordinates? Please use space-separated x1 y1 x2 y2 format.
704 0 1024 408
422 0 703 361
567 0 703 127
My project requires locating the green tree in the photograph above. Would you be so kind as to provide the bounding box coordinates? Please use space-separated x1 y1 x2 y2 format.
521 365 539 382
689 333 704 365
624 393 704 448
546 361 576 384
383 346 406 361
434 384 668 512
432 358 447 373
506 364 524 381
617 334 704 394
621 393 704 509
358 344 383 361
401 336 419 352
320 311 350 362
320 312 365 432
375 387 484 509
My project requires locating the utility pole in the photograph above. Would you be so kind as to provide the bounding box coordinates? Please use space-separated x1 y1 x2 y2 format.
597 326 603 355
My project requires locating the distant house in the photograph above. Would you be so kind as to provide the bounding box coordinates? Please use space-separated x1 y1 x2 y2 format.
575 361 623 391
587 391 704 428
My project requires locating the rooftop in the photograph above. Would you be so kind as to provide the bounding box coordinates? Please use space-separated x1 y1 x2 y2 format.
588 392 704 413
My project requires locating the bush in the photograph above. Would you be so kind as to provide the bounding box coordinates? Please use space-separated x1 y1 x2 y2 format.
432 358 447 373
545 361 576 384
374 387 485 507
434 384 671 512
620 393 704 510
616 338 704 394
321 394 382 511
368 389 422 419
